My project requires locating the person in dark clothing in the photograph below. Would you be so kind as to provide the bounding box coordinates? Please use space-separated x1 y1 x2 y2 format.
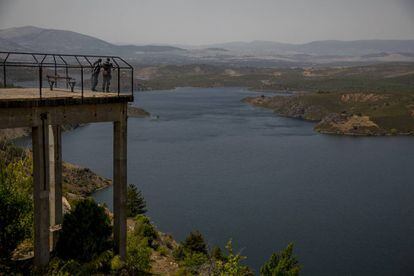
102 58 114 92
91 58 102 91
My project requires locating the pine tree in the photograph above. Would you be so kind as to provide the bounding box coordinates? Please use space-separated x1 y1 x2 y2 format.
127 184 147 217
55 199 112 262
183 230 207 255
260 243 300 276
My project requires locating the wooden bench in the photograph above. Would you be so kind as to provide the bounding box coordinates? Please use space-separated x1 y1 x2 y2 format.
46 75 76 92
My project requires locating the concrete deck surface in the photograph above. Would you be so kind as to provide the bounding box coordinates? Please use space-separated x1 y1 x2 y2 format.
0 88 133 107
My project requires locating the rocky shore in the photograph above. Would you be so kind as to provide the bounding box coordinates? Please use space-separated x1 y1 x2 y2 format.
127 105 151 117
243 93 414 136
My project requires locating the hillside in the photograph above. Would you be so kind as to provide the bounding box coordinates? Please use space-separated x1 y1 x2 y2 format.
209 39 414 56
243 91 414 136
0 26 186 56
136 63 414 93
1 26 414 66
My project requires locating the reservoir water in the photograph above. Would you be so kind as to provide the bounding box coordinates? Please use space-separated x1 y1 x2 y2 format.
26 87 414 275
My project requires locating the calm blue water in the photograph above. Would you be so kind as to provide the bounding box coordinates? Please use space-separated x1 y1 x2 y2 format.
24 87 414 275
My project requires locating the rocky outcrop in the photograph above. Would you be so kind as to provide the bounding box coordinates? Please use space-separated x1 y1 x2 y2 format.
243 94 413 136
243 95 327 121
62 163 112 199
340 93 387 103
0 124 81 141
315 113 386 136
127 105 150 118
62 196 71 214
408 105 414 118
0 128 30 141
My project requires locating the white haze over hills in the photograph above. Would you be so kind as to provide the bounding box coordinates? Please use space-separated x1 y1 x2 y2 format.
2 0 413 45
1 26 414 67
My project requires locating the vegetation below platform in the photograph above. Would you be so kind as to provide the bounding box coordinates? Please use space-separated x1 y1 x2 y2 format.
0 142 301 275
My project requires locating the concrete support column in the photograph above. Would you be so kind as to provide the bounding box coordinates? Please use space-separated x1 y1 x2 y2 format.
49 125 63 249
32 113 51 267
113 111 127 260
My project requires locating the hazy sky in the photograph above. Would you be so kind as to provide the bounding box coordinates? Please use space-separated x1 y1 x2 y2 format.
0 0 413 45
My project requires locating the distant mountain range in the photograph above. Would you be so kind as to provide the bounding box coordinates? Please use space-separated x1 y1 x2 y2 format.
0 26 186 55
1 26 414 66
208 40 414 56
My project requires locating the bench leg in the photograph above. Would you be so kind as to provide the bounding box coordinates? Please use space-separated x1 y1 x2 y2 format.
69 82 76 92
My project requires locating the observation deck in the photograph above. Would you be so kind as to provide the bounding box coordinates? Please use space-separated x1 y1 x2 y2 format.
0 51 133 267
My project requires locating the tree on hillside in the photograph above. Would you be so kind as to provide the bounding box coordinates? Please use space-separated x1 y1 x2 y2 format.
132 215 159 249
55 199 112 262
183 230 208 255
215 240 253 276
127 184 147 217
211 245 226 261
260 243 300 276
172 230 209 274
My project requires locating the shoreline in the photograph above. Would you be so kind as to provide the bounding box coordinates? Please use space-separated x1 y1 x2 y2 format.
243 94 414 137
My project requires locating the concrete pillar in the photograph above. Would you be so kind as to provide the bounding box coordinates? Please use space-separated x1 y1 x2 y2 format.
49 125 63 249
113 113 127 260
32 113 51 267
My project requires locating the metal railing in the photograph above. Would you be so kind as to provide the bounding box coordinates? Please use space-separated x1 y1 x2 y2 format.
0 51 134 99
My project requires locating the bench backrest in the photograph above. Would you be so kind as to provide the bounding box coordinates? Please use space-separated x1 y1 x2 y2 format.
47 75 74 80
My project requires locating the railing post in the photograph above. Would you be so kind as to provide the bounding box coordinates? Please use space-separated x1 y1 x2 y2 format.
118 67 120 96
3 64 6 88
53 55 57 87
131 68 134 96
65 67 69 89
39 66 43 98
81 67 84 100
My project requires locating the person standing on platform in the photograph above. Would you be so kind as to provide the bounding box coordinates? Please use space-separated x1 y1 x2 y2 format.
102 58 114 92
91 58 102 91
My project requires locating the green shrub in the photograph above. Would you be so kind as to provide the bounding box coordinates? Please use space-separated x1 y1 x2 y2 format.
0 158 33 259
46 251 114 275
133 215 159 249
173 245 186 261
260 243 300 276
127 184 147 217
173 231 210 274
47 258 82 275
182 252 208 274
164 234 175 249
211 246 226 261
158 246 168 256
126 233 152 274
110 255 125 271
82 250 113 273
182 230 207 255
55 199 112 262
124 215 156 274
0 142 27 164
215 240 252 276
174 267 193 276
